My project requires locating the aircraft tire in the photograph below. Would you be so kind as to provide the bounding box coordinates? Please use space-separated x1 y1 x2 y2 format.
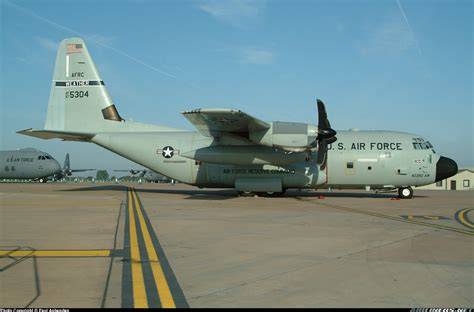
252 191 285 197
239 191 255 197
398 186 413 199
267 191 284 197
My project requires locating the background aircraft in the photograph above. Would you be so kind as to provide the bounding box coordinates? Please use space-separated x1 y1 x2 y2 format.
0 148 60 182
51 153 95 180
19 38 458 198
115 169 171 183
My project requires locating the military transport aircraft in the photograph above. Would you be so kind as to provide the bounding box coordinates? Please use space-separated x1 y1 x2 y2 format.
0 148 60 182
18 38 458 198
115 169 171 183
52 153 95 180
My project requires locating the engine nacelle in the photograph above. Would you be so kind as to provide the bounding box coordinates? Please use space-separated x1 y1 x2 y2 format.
249 122 318 152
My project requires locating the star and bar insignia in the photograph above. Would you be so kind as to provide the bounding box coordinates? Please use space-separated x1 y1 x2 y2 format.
157 146 179 159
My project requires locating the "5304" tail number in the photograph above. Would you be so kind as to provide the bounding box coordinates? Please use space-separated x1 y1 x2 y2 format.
65 91 89 98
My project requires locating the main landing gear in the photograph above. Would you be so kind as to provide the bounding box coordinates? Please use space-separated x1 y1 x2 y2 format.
238 191 285 197
398 186 413 199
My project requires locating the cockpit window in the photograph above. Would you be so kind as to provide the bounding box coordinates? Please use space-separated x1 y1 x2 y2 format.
412 138 433 150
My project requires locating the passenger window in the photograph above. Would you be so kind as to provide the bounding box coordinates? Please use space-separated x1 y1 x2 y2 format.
346 162 354 169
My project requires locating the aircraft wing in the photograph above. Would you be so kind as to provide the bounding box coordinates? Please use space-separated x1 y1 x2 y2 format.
182 108 270 137
70 169 95 172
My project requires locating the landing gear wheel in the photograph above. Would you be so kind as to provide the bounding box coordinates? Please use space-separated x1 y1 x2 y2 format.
261 191 277 197
268 191 284 197
39 178 45 183
239 191 255 197
398 186 413 199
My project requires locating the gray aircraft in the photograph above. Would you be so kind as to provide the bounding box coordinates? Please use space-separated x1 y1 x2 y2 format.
19 38 458 198
52 153 95 180
0 148 60 182
115 169 171 183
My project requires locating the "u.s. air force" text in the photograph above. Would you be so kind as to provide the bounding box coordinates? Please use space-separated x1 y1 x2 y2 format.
330 142 403 151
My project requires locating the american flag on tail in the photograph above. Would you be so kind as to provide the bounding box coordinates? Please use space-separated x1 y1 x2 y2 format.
67 43 83 54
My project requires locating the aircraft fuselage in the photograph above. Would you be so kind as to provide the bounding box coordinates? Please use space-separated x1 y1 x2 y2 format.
0 149 60 180
91 128 453 191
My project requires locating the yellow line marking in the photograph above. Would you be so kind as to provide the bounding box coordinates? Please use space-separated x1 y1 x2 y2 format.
423 216 440 220
458 208 474 229
132 187 176 308
128 188 148 308
0 202 117 206
0 250 111 257
297 198 474 236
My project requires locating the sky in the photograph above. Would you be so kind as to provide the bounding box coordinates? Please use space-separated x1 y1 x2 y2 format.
1 0 472 176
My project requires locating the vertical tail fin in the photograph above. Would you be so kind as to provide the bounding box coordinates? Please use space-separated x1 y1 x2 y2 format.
45 38 123 132
63 153 70 171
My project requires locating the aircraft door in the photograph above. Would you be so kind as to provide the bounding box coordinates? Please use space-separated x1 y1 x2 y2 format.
378 152 391 169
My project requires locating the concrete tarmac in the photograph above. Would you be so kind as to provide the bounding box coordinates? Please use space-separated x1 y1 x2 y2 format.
0 183 472 308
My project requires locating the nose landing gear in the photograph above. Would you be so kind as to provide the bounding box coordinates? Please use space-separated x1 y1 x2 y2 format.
398 186 413 199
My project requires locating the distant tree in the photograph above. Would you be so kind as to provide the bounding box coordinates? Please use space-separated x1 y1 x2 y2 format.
96 170 109 181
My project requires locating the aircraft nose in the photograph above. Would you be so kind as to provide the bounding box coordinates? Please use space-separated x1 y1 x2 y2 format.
435 156 458 182
50 160 61 174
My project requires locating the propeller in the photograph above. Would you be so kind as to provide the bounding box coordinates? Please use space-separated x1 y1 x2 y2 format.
312 99 337 170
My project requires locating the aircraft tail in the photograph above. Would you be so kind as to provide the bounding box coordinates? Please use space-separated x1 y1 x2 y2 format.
44 38 123 133
63 153 70 171
18 38 182 141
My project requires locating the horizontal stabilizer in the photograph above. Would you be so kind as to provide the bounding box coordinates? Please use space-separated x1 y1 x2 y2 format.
17 128 94 141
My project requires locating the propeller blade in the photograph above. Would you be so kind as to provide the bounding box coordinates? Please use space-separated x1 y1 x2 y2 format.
327 136 337 144
316 139 328 164
317 99 329 130
316 99 337 170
